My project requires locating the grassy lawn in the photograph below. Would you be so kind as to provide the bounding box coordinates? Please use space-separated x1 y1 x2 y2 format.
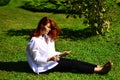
0 0 120 80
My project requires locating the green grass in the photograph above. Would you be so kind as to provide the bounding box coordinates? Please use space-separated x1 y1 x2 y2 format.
0 0 120 80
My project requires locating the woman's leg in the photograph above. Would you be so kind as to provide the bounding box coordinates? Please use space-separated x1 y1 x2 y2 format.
49 58 97 74
47 58 112 74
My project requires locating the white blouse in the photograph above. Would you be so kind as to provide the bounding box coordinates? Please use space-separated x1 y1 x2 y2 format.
26 35 61 74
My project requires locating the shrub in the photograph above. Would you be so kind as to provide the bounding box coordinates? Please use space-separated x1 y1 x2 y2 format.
0 0 10 6
22 0 66 12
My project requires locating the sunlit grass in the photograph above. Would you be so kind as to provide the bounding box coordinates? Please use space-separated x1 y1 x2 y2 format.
0 0 120 80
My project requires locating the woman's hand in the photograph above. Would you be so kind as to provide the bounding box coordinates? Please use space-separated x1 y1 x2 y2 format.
60 51 71 57
47 51 71 62
47 55 60 62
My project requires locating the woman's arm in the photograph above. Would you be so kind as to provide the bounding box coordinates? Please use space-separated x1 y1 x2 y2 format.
28 38 48 63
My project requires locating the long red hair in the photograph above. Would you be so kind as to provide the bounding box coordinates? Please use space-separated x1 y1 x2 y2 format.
30 17 61 41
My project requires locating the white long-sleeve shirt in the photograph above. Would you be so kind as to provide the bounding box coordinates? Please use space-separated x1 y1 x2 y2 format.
26 35 61 74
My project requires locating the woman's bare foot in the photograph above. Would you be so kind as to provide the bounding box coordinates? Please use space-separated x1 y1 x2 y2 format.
94 60 113 75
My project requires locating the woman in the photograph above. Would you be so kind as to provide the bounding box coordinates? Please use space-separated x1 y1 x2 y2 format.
26 17 112 74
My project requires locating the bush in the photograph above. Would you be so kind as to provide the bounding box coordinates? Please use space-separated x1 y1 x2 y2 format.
22 0 66 12
116 0 120 6
0 0 10 6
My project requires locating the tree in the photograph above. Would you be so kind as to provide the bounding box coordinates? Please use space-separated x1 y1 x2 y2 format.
62 0 110 35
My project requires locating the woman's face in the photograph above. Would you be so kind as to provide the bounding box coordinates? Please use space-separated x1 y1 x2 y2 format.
44 23 51 34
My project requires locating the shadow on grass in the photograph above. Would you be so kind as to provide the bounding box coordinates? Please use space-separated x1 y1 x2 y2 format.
0 61 33 73
20 6 66 14
6 29 34 36
6 28 96 40
60 28 96 40
0 61 94 75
